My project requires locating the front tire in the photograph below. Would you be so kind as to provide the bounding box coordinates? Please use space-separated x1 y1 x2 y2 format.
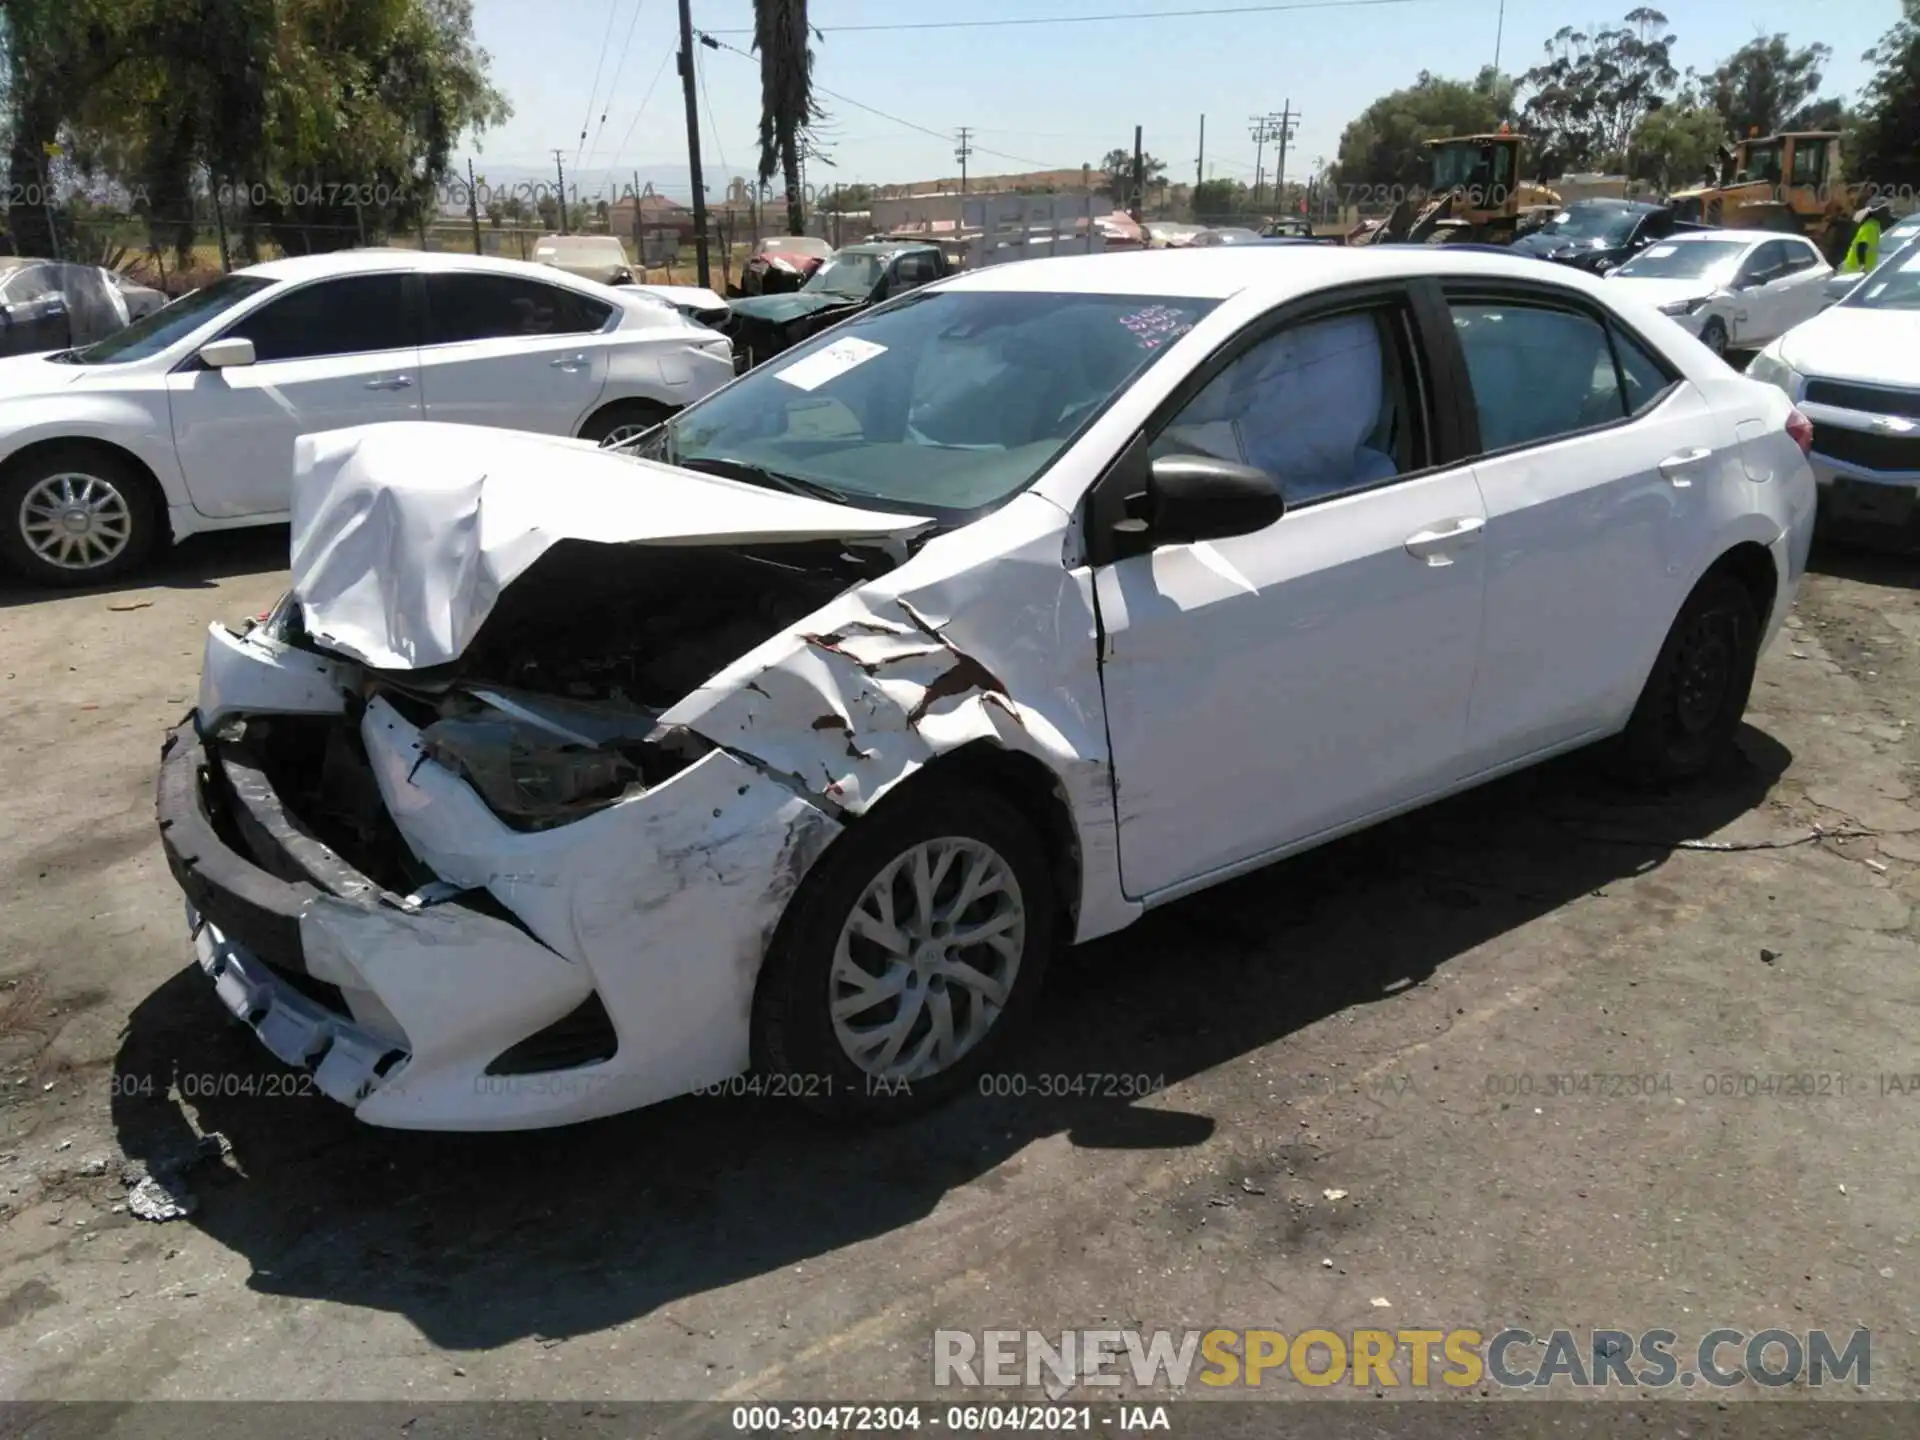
0 446 159 587
1618 571 1761 783
752 782 1055 1121
1698 316 1730 358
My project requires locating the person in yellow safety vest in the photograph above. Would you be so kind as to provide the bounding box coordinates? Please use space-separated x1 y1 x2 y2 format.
1842 202 1893 274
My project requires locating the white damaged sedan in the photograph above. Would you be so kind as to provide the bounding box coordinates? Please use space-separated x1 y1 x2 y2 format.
156 246 1816 1131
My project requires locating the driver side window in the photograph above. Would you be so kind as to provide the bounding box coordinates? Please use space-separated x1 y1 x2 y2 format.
1737 241 1787 287
1148 304 1423 508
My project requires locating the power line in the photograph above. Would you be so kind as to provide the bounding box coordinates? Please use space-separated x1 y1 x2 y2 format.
708 0 1436 36
575 0 626 166
583 0 649 175
696 43 731 183
607 47 676 174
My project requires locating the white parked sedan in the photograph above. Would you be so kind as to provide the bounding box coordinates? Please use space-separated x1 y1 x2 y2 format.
157 246 1815 1131
0 250 734 585
1606 229 1831 357
1746 243 1920 539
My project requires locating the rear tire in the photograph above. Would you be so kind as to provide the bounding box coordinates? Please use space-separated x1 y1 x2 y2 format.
0 445 160 587
1617 571 1761 784
752 782 1055 1123
580 400 673 449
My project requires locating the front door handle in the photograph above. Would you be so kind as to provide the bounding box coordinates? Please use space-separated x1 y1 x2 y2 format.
1404 515 1486 564
364 375 413 391
1658 447 1713 486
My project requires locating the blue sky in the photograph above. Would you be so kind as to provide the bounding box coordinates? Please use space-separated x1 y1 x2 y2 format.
456 0 1900 202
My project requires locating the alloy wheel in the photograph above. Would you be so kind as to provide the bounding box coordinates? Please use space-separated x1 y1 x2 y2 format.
828 837 1026 1083
18 472 134 571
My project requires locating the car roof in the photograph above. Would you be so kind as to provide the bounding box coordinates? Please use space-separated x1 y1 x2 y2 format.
837 241 934 256
236 249 620 285
938 244 1624 302
1563 198 1658 212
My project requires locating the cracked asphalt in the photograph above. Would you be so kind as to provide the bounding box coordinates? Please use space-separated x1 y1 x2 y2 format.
2 526 1918 1414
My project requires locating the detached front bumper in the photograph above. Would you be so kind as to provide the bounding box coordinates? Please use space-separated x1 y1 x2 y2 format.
156 623 847 1131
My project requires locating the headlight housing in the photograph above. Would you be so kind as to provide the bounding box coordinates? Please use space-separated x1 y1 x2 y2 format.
422 711 641 831
1745 347 1804 398
1658 295 1711 317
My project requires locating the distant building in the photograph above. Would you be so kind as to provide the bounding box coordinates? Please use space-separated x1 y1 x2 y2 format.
609 191 694 244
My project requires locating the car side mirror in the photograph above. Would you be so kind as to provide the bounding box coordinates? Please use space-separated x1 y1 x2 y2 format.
1120 455 1285 547
198 337 256 369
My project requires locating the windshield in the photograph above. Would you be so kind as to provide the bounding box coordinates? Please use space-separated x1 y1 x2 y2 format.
1613 239 1747 281
805 252 888 297
1538 208 1640 244
632 289 1220 518
1843 249 1920 311
766 236 833 257
60 274 273 363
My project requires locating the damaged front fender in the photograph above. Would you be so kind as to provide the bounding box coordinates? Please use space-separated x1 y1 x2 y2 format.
656 493 1132 943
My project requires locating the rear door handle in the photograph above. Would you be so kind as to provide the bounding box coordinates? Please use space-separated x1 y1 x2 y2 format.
550 353 592 370
364 375 413 391
1404 515 1486 564
1658 447 1713 486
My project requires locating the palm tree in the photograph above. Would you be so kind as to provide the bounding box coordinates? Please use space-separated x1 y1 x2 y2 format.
752 0 821 235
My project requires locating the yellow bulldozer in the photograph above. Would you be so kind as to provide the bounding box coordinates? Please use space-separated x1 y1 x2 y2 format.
1349 129 1562 246
1667 130 1867 264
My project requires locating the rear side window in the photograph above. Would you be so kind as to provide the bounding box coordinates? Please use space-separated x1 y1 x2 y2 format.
1447 299 1635 451
425 273 615 345
224 274 413 362
1610 325 1675 417
1781 239 1823 274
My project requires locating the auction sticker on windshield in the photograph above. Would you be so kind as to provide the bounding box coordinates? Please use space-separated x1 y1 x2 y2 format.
774 336 888 392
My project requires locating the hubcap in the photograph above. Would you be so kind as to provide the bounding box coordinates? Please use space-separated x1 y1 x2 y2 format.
1703 323 1727 356
19 472 133 571
1673 609 1736 735
829 837 1026 1082
598 422 654 449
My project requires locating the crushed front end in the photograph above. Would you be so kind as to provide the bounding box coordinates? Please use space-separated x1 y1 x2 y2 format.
152 424 934 1130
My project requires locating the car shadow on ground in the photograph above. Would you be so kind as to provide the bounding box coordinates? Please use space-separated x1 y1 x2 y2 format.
0 525 288 611
109 727 1791 1350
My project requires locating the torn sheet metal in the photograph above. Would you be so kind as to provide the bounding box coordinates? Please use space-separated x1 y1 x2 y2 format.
287 422 931 671
658 492 1134 942
196 619 351 728
358 696 844 1122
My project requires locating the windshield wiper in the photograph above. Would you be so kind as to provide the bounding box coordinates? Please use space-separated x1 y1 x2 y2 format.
676 455 857 505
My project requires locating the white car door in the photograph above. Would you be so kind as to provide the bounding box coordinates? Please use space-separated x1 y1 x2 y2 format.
1438 285 1720 768
1091 289 1489 899
1729 240 1799 346
1771 237 1834 334
415 270 613 434
166 270 420 519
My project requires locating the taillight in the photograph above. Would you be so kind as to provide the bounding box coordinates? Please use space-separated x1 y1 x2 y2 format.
1786 408 1813 456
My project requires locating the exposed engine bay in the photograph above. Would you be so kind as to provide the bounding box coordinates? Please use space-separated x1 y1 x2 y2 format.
265 538 899 839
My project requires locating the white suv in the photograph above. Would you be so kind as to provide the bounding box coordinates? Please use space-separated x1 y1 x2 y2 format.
0 250 733 585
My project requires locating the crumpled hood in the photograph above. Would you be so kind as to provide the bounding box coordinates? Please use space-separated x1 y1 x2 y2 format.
728 291 863 325
288 422 931 671
1779 306 1920 388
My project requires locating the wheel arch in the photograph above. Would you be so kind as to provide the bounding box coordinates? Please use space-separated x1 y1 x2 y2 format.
575 395 678 442
1700 537 1779 633
0 434 172 519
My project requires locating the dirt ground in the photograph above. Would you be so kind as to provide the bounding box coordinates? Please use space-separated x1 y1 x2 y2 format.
1 526 1919 1412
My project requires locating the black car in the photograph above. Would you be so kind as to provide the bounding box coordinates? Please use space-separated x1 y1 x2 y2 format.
1507 199 1690 274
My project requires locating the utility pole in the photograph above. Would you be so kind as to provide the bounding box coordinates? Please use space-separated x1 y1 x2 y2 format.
467 158 483 254
677 0 711 288
1130 125 1144 223
955 127 973 194
1248 114 1274 208
1196 114 1205 191
1492 0 1506 74
550 150 568 233
1273 102 1297 214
